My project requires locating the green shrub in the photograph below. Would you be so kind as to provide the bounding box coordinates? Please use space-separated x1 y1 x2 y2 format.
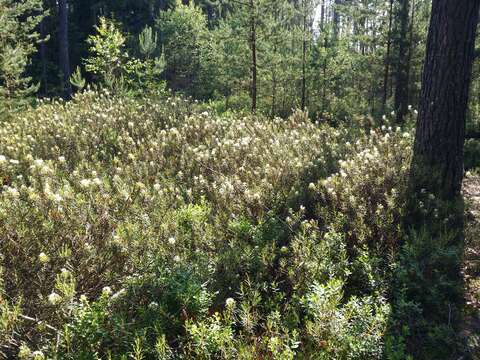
465 139 480 170
1 92 437 359
313 127 412 250
385 228 465 360
303 279 389 359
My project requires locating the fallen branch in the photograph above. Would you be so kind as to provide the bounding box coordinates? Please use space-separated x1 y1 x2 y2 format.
19 314 58 332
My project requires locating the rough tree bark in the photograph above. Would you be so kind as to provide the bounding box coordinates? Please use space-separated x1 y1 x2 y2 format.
393 0 410 124
406 0 415 106
410 0 480 200
58 0 72 97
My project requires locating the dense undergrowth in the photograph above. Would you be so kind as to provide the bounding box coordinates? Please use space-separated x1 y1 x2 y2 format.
0 91 467 359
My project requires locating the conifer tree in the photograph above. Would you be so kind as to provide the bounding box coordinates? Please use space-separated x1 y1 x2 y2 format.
157 0 208 96
0 0 45 110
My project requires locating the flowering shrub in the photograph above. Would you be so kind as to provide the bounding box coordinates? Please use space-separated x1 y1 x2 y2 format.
313 127 412 249
0 91 413 358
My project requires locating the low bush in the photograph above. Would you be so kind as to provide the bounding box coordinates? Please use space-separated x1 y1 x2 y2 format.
0 91 458 359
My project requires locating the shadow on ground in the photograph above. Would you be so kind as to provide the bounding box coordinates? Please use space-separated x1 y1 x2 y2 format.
383 177 480 359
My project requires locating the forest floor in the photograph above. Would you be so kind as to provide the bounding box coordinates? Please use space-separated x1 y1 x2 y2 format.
463 173 480 356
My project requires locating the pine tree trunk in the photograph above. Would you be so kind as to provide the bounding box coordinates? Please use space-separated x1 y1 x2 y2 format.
301 0 307 111
333 0 342 41
149 0 155 23
321 57 327 118
410 0 480 200
406 0 415 106
249 0 257 113
271 70 277 117
39 18 48 96
320 0 325 30
58 0 72 97
382 0 394 112
394 0 410 124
